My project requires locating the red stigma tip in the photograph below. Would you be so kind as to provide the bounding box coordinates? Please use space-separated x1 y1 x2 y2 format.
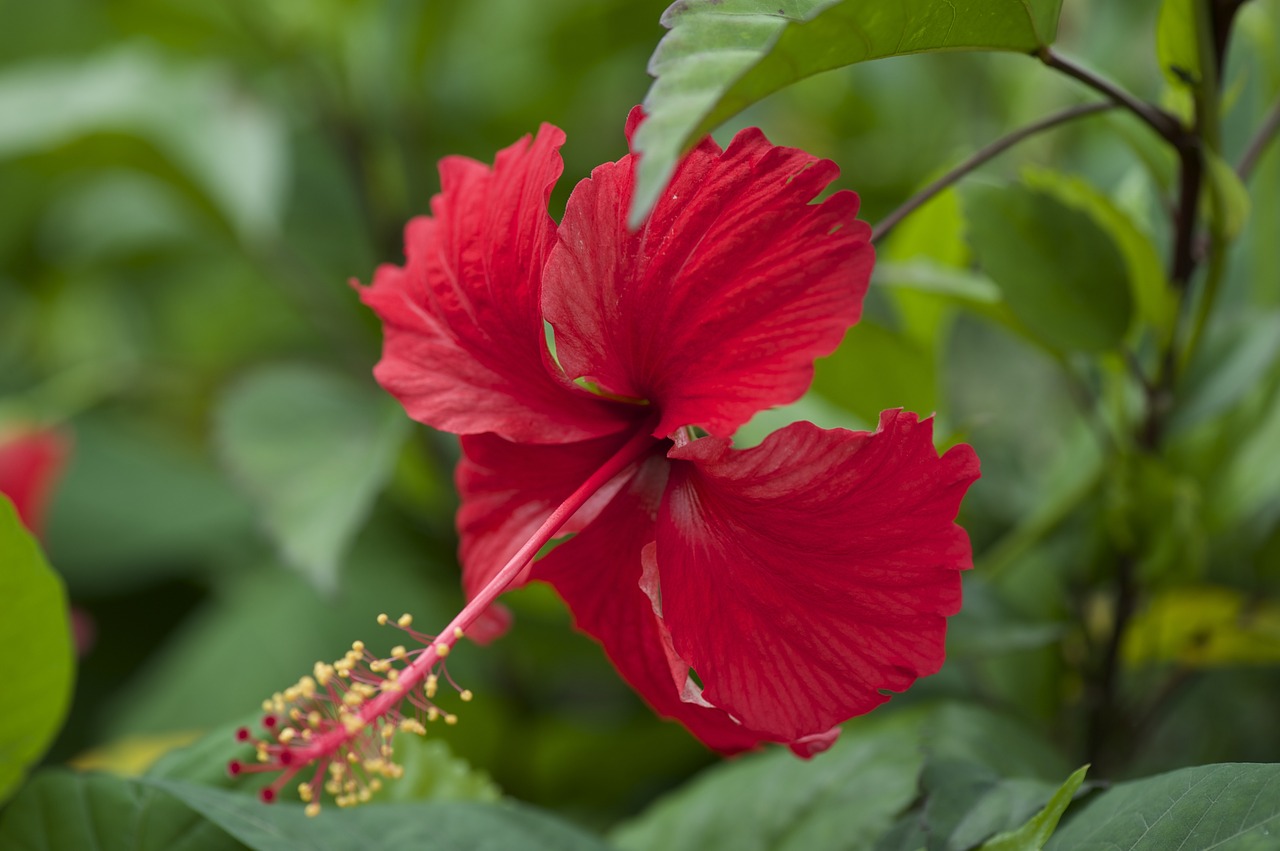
235 727 251 741
278 748 294 766
259 788 276 804
227 760 243 777
262 714 278 729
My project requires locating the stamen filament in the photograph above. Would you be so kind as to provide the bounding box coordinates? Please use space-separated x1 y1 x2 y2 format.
233 424 659 809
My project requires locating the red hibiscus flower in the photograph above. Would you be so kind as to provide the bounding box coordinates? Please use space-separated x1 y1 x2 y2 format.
0 427 69 537
233 109 978 810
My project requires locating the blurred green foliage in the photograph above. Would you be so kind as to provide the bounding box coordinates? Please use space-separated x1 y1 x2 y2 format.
1 0 1280 847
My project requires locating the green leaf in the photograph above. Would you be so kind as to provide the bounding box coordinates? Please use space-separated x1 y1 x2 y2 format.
377 736 501 804
811 320 938 427
47 415 253 592
963 182 1134 353
0 498 75 805
980 764 1088 850
1203 149 1251 241
1021 168 1174 344
612 708 929 851
215 365 410 594
0 46 288 239
148 778 615 851
0 769 247 851
1156 0 1201 88
1046 763 1280 850
632 0 1064 224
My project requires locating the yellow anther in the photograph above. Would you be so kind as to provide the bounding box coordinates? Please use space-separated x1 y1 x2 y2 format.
391 645 407 659
399 719 427 736
369 659 391 673
305 802 321 818
342 691 363 708
301 729 313 741
380 679 403 695
307 710 322 727
460 689 473 702
444 713 458 726
427 707 440 722
278 728 296 743
256 744 269 762
298 783 313 803
370 778 384 792
355 683 378 698
343 715 366 734
351 640 365 653
425 675 438 698
358 788 372 803
346 752 359 764
386 668 400 682
261 698 273 712
435 642 450 658
377 613 389 625
283 686 300 702
381 724 395 740
397 613 413 628
453 627 465 639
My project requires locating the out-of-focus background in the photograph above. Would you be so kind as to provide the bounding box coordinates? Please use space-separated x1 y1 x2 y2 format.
2 0 1279 831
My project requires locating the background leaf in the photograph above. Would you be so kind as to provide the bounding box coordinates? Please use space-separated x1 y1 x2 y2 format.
963 181 1134 353
979 764 1088 851
612 708 929 851
0 769 246 851
215 364 410 594
150 779 615 851
1046 763 1280 850
0 498 74 804
632 0 1064 222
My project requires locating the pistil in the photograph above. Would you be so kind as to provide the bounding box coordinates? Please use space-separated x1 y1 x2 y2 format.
230 424 659 812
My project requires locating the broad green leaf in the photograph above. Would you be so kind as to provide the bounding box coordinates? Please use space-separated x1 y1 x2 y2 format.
148 778 615 851
46 415 253 592
0 769 246 851
963 182 1134 353
612 707 929 851
811 320 938 426
1021 168 1174 343
632 0 1065 224
0 498 74 805
215 364 410 593
0 46 288 239
980 765 1088 850
1123 586 1280 668
1046 763 1280 849
377 737 501 804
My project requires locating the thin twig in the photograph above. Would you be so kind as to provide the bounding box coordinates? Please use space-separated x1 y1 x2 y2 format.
1238 97 1280 182
871 102 1115 244
1038 48 1185 145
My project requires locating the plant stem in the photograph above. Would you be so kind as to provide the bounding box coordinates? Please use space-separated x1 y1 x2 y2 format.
1238 97 1280 182
1087 553 1138 770
871 102 1115 244
1037 48 1184 144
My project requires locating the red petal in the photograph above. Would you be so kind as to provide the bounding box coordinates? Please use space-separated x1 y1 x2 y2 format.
531 457 767 753
657 412 979 742
543 122 873 439
0 428 70 537
455 430 655 621
359 124 628 443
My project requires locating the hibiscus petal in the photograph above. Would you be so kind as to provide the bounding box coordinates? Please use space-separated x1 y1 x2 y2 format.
531 456 767 753
543 113 873 439
658 411 979 742
0 428 70 536
359 124 627 443
455 430 654 629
